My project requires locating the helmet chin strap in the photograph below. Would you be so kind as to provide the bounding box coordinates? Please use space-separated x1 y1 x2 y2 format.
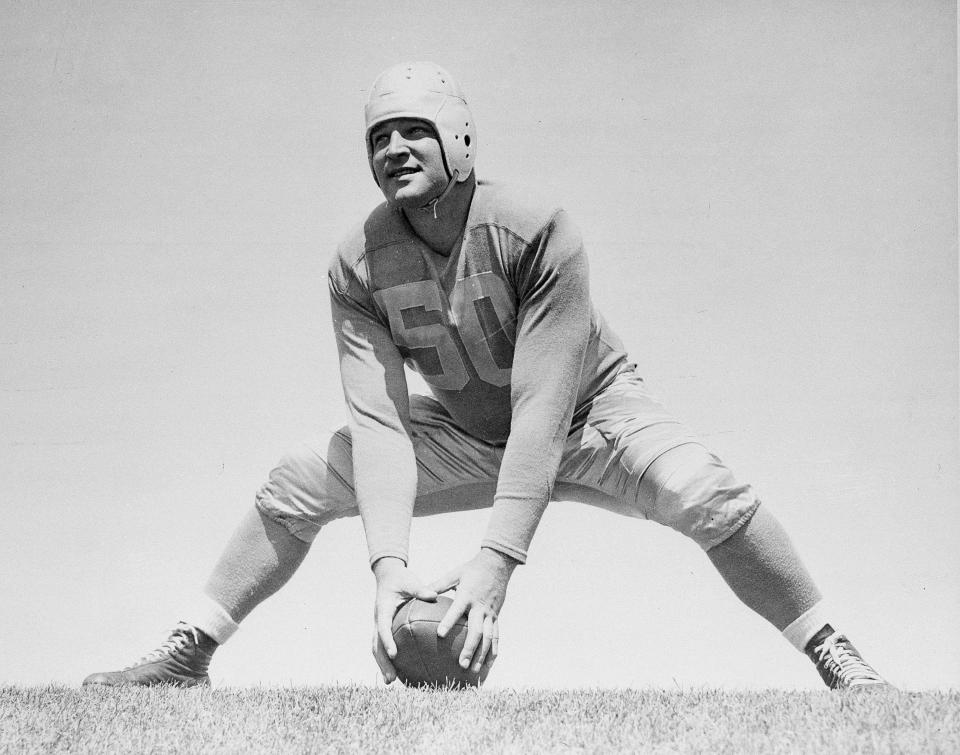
420 171 460 219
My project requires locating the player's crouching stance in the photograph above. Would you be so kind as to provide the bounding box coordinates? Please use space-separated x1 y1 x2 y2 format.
83 62 889 692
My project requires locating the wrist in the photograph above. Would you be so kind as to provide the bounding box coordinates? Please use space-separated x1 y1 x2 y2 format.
480 546 520 573
372 555 406 578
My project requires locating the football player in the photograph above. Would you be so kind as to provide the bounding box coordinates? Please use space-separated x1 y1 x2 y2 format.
84 62 888 691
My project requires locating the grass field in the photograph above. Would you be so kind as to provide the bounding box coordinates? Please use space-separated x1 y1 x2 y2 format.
2 685 957 753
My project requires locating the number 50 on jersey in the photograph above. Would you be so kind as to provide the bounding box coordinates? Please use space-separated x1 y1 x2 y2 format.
374 272 516 391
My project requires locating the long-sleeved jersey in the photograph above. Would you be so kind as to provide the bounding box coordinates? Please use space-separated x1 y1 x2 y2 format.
328 181 629 565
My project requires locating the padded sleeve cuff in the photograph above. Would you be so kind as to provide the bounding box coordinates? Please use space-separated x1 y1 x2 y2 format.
479 539 528 565
368 549 409 569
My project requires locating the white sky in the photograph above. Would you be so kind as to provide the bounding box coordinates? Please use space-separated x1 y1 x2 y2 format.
1 1 956 690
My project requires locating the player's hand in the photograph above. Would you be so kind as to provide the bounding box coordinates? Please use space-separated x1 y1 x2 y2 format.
429 547 518 673
371 557 438 684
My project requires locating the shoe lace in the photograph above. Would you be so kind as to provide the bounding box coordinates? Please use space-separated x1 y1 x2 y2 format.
124 623 200 670
813 633 883 684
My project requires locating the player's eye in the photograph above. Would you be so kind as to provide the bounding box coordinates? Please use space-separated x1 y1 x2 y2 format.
407 125 431 139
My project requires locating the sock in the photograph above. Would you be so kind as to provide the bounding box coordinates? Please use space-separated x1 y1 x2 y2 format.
183 594 240 645
781 602 833 653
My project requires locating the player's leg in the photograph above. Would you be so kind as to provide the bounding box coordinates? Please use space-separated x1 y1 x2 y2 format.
703 500 887 689
563 368 889 690
202 507 311 625
82 514 311 687
645 444 887 689
83 504 315 686
84 397 502 687
82 438 348 687
703 499 819 630
713 506 895 690
640 442 821 630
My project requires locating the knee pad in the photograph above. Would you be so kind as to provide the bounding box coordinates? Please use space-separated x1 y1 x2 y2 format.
254 432 357 543
643 443 760 550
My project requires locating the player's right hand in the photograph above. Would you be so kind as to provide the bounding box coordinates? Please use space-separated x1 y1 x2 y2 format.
371 556 438 683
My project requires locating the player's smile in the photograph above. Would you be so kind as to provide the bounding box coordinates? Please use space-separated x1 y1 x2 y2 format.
386 165 420 179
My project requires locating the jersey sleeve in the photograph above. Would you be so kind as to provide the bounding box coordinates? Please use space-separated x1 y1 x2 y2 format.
328 268 418 567
481 209 592 562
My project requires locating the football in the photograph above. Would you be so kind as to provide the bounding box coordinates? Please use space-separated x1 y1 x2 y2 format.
391 596 493 688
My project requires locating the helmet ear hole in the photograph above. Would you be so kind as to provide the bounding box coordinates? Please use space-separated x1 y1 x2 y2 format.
464 135 471 147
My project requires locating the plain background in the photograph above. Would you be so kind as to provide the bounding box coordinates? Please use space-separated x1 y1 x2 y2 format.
1 1 956 690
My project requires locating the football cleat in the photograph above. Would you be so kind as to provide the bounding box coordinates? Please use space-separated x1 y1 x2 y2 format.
82 623 217 687
806 629 890 690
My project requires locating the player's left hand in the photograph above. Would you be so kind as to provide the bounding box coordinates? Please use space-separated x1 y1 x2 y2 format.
429 547 518 673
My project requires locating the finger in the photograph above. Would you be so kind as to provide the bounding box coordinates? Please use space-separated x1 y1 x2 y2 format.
472 614 495 673
436 595 468 638
427 567 462 595
459 606 484 669
375 600 397 659
413 585 439 602
371 631 397 684
491 625 499 661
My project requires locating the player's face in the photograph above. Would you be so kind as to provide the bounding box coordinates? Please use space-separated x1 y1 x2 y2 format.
369 118 449 208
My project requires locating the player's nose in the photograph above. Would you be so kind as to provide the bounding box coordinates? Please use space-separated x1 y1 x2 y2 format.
385 130 410 157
